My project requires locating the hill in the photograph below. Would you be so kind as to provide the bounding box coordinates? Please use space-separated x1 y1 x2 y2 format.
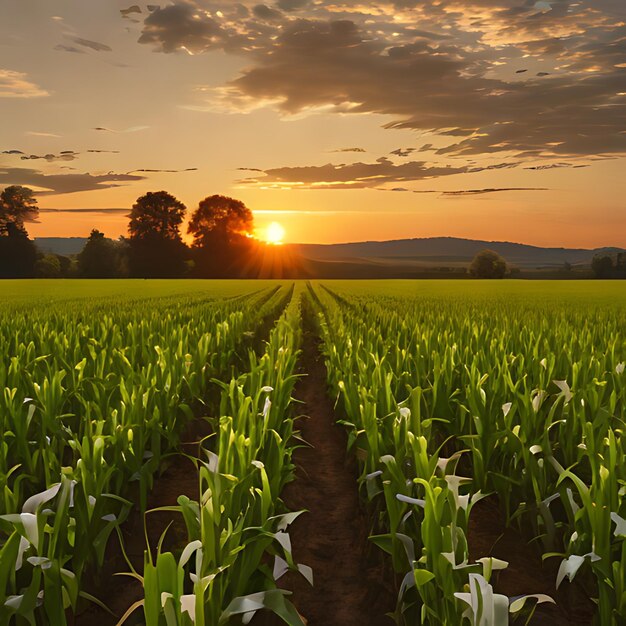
35 238 88 255
289 237 624 269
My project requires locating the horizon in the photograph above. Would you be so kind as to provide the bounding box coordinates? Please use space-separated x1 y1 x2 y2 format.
33 232 626 252
2 1 625 248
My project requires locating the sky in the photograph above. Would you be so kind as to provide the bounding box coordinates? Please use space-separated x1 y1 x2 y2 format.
0 0 625 248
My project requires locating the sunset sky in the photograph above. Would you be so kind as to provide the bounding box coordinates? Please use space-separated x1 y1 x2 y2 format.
1 0 625 247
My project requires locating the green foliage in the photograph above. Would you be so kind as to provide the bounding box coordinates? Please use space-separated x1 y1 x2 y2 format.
470 249 508 279
309 280 626 625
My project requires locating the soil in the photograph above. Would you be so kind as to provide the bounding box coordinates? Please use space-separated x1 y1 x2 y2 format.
469 497 595 625
74 419 212 626
254 314 396 626
75 303 596 626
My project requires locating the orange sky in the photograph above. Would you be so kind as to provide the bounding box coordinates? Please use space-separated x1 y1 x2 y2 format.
2 1 626 248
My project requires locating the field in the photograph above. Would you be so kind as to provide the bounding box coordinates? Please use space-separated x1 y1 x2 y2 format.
0 279 624 626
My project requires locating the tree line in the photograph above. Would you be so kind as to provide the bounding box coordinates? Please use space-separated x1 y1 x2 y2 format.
0 186 270 278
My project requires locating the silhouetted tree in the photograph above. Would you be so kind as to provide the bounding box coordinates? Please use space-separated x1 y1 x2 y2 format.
591 254 614 278
35 254 62 278
188 195 255 277
470 249 507 279
0 186 39 235
0 186 39 277
0 222 38 278
78 229 124 277
127 191 188 277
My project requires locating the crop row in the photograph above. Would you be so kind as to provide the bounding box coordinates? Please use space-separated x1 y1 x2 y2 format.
310 283 626 625
0 286 291 624
125 285 310 625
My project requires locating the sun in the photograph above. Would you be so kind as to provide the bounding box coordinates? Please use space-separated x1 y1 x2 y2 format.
265 222 286 245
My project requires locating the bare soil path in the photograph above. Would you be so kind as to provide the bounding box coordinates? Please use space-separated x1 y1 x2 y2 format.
258 311 395 626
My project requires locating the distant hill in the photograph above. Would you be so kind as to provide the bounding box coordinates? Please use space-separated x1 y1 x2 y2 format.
289 237 625 269
33 236 624 277
35 238 88 255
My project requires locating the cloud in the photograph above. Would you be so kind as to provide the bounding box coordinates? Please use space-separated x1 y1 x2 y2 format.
330 147 366 153
238 156 522 189
0 70 49 98
65 36 112 52
276 0 309 11
0 167 145 195
125 167 198 173
92 126 149 133
54 44 86 54
26 131 61 138
138 3 231 54
121 5 142 18
87 149 120 154
19 151 80 162
131 2 625 162
439 187 549 195
2 150 24 155
39 208 130 214
391 148 416 157
253 4 283 22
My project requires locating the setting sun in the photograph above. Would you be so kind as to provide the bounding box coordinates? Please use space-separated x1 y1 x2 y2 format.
265 222 286 245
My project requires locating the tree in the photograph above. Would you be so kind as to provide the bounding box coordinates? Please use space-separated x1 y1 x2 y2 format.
591 254 614 278
35 254 62 278
127 191 188 277
470 249 508 279
78 229 123 278
0 186 39 235
188 195 255 278
0 222 38 278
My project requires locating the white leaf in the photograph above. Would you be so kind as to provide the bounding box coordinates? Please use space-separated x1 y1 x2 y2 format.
502 402 512 417
180 595 196 622
5 595 23 610
396 494 425 507
297 563 314 586
553 380 572 403
556 554 585 588
22 484 61 514
180 540 203 569
273 556 289 581
611 512 626 537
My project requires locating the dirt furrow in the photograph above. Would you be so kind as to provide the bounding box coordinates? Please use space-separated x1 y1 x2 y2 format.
263 312 394 626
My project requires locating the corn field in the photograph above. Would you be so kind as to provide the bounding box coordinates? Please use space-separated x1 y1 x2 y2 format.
0 279 624 625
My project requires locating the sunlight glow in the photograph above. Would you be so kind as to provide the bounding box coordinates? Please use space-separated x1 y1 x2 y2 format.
265 222 286 245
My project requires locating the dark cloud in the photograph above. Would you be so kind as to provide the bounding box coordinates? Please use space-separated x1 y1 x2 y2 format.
65 36 112 52
2 150 24 155
121 5 142 17
39 208 130 214
54 44 86 54
276 0 308 11
238 156 522 189
253 4 283 21
132 1 626 161
0 167 145 195
125 167 198 173
525 162 591 170
410 187 549 195
138 3 230 54
439 187 549 195
19 151 79 162
92 126 149 133
330 147 366 153
391 148 416 157
87 149 120 154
